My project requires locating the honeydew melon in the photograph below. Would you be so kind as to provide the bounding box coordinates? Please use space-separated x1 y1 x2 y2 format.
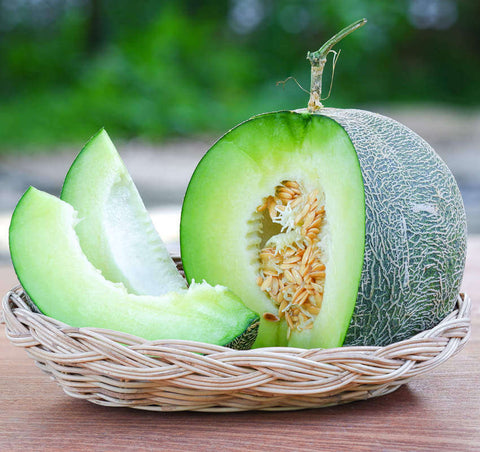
61 129 186 296
180 20 467 349
9 187 259 348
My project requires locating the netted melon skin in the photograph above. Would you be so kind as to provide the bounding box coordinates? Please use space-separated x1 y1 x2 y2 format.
321 108 467 346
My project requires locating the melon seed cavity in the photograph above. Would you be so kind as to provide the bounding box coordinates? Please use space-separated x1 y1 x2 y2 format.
256 180 327 339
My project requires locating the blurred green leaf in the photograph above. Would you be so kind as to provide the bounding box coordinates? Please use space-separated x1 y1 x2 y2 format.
0 0 479 151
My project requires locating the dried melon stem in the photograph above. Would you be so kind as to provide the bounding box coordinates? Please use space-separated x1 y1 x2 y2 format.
256 180 327 339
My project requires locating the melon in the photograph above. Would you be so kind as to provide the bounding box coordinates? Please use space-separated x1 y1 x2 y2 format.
180 20 467 349
61 129 186 296
9 187 259 348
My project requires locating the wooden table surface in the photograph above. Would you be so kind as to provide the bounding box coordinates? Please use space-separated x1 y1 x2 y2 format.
1 237 479 452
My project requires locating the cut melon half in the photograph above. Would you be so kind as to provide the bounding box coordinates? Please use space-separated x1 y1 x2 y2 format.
181 19 466 349
61 129 186 296
9 187 259 347
181 110 466 349
181 112 365 348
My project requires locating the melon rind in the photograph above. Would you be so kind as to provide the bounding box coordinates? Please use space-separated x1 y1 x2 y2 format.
319 108 467 346
61 129 186 296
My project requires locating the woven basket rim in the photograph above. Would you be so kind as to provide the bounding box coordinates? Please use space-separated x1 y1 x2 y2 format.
2 284 471 352
1 286 471 412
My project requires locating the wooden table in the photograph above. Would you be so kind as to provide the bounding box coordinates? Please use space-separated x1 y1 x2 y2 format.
1 238 479 452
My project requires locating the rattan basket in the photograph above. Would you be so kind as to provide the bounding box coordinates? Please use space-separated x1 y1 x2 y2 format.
2 281 471 412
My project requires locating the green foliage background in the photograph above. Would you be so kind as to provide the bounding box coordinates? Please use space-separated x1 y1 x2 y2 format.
0 0 479 151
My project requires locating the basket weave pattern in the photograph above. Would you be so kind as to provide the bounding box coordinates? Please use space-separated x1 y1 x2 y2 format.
2 285 471 412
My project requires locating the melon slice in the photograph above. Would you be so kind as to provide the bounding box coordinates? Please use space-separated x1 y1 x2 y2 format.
180 110 466 349
9 187 259 347
61 129 186 296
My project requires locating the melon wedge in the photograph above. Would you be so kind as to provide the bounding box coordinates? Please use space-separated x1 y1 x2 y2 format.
9 187 259 347
61 129 186 296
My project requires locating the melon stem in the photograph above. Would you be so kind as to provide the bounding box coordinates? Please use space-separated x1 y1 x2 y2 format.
307 18 367 112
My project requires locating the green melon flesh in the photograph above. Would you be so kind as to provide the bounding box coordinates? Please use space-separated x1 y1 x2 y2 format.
180 110 466 349
181 112 366 348
9 187 259 348
61 129 186 296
